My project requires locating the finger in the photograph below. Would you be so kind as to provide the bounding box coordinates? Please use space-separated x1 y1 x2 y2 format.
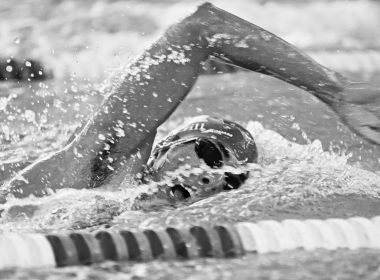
337 102 380 145
354 125 380 145
344 84 380 105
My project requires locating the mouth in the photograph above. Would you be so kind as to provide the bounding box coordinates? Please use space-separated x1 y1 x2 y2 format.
169 184 191 200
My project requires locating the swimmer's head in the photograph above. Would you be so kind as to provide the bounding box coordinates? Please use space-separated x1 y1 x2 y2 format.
144 116 258 202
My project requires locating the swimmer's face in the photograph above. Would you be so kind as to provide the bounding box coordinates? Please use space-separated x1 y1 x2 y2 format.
146 138 245 202
142 116 256 204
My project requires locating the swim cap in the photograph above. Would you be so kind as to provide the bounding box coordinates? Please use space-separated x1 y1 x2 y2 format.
145 116 257 201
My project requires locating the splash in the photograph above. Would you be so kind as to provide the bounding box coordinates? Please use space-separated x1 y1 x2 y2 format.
1 120 379 232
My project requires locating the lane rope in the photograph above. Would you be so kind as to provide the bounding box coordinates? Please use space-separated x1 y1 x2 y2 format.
1 215 380 269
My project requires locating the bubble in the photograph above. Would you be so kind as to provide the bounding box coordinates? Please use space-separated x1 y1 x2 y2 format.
6 66 13 72
71 85 78 92
24 110 36 123
292 123 301 130
114 127 125 137
73 147 83 158
40 114 47 124
73 102 80 111
53 99 63 108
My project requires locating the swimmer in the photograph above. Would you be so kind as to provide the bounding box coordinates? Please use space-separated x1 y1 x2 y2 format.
1 2 380 204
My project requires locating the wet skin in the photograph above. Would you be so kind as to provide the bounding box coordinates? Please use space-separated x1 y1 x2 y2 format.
1 2 380 203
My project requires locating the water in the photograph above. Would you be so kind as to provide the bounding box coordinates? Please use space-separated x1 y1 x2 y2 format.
1 0 380 278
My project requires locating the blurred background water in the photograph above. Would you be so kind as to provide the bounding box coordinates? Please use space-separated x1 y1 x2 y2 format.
1 0 380 279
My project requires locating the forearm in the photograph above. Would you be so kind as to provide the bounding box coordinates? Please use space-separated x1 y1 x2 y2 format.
197 4 348 107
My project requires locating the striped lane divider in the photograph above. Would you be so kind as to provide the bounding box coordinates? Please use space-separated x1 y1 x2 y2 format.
1 215 380 269
120 230 153 261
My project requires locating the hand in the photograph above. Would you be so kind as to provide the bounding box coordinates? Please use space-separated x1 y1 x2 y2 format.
335 83 380 145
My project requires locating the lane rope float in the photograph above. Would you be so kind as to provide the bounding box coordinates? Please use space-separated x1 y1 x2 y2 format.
1 215 380 269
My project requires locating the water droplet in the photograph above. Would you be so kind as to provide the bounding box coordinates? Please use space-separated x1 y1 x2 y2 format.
40 114 47 124
114 127 125 137
71 85 78 92
24 110 36 123
73 147 83 158
6 66 13 72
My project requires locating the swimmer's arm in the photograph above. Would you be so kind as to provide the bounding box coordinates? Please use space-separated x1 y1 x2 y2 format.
85 2 380 153
1 6 210 200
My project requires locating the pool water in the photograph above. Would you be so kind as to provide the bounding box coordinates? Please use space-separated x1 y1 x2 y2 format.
0 0 380 279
